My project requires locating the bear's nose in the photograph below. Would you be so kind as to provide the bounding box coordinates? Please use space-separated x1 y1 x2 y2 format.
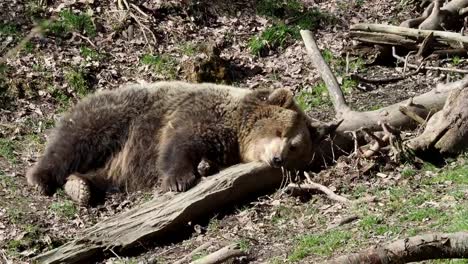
272 156 283 168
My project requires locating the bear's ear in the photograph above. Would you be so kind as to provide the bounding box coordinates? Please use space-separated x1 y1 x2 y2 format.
267 88 294 108
308 119 343 143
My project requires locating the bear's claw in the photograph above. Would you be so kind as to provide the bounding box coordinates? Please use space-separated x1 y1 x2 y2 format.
64 174 92 206
161 173 197 192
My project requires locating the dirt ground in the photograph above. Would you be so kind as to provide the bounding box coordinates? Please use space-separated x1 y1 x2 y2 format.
0 0 467 263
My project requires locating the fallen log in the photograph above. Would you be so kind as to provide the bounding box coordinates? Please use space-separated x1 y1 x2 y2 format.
327 231 468 264
350 23 468 45
33 163 283 264
300 29 468 133
407 86 468 155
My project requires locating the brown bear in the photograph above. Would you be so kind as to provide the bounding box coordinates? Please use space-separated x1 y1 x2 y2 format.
26 81 329 205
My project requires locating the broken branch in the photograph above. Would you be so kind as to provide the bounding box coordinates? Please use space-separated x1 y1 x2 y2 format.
300 30 350 117
190 243 245 264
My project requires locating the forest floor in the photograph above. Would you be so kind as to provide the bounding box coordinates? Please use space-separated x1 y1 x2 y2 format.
0 0 467 263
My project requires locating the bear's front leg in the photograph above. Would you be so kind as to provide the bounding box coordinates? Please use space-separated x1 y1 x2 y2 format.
158 133 205 192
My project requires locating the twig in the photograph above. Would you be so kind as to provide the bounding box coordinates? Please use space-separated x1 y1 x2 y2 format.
72 32 97 49
130 3 150 18
327 215 360 230
174 241 212 264
292 173 350 204
300 30 350 116
392 47 468 74
286 182 350 204
190 243 245 264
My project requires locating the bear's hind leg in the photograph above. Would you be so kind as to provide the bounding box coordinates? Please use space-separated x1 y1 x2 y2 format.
63 169 113 206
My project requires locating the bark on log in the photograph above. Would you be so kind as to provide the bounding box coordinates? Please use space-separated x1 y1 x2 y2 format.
407 86 468 154
33 163 283 264
350 23 468 45
327 232 468 264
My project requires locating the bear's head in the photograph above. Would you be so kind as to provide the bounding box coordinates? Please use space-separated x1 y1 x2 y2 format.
239 88 339 170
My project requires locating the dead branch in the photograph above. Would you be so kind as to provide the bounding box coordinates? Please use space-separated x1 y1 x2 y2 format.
174 242 213 264
327 215 360 230
327 231 468 264
350 23 468 45
190 243 245 264
300 30 350 117
392 47 468 74
287 172 350 204
33 163 282 264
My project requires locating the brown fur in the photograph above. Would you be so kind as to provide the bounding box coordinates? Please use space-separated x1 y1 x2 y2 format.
26 81 321 198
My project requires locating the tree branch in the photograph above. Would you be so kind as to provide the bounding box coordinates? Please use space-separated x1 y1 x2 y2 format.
300 30 350 117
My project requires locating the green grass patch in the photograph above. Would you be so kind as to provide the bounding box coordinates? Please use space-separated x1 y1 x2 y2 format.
80 46 104 60
140 54 178 79
45 10 96 38
288 230 351 261
0 138 17 163
294 82 331 111
49 200 77 219
431 163 468 185
0 23 19 37
251 0 335 56
65 68 91 97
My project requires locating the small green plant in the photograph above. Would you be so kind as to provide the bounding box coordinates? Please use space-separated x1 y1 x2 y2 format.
294 83 330 111
179 42 199 56
237 238 251 251
251 0 335 56
50 200 77 218
401 167 417 178
46 10 96 37
65 68 90 97
451 56 462 66
321 49 334 64
0 138 17 163
341 77 357 93
288 230 351 261
249 23 295 56
140 54 177 79
80 46 104 60
47 86 71 110
0 23 19 37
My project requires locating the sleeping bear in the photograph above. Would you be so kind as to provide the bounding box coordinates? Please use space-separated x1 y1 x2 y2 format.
26 81 330 205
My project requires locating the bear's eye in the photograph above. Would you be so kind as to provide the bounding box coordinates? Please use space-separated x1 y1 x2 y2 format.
260 96 267 101
290 145 297 151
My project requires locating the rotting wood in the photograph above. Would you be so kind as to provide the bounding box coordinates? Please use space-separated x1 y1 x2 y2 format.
327 232 468 264
33 163 282 264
